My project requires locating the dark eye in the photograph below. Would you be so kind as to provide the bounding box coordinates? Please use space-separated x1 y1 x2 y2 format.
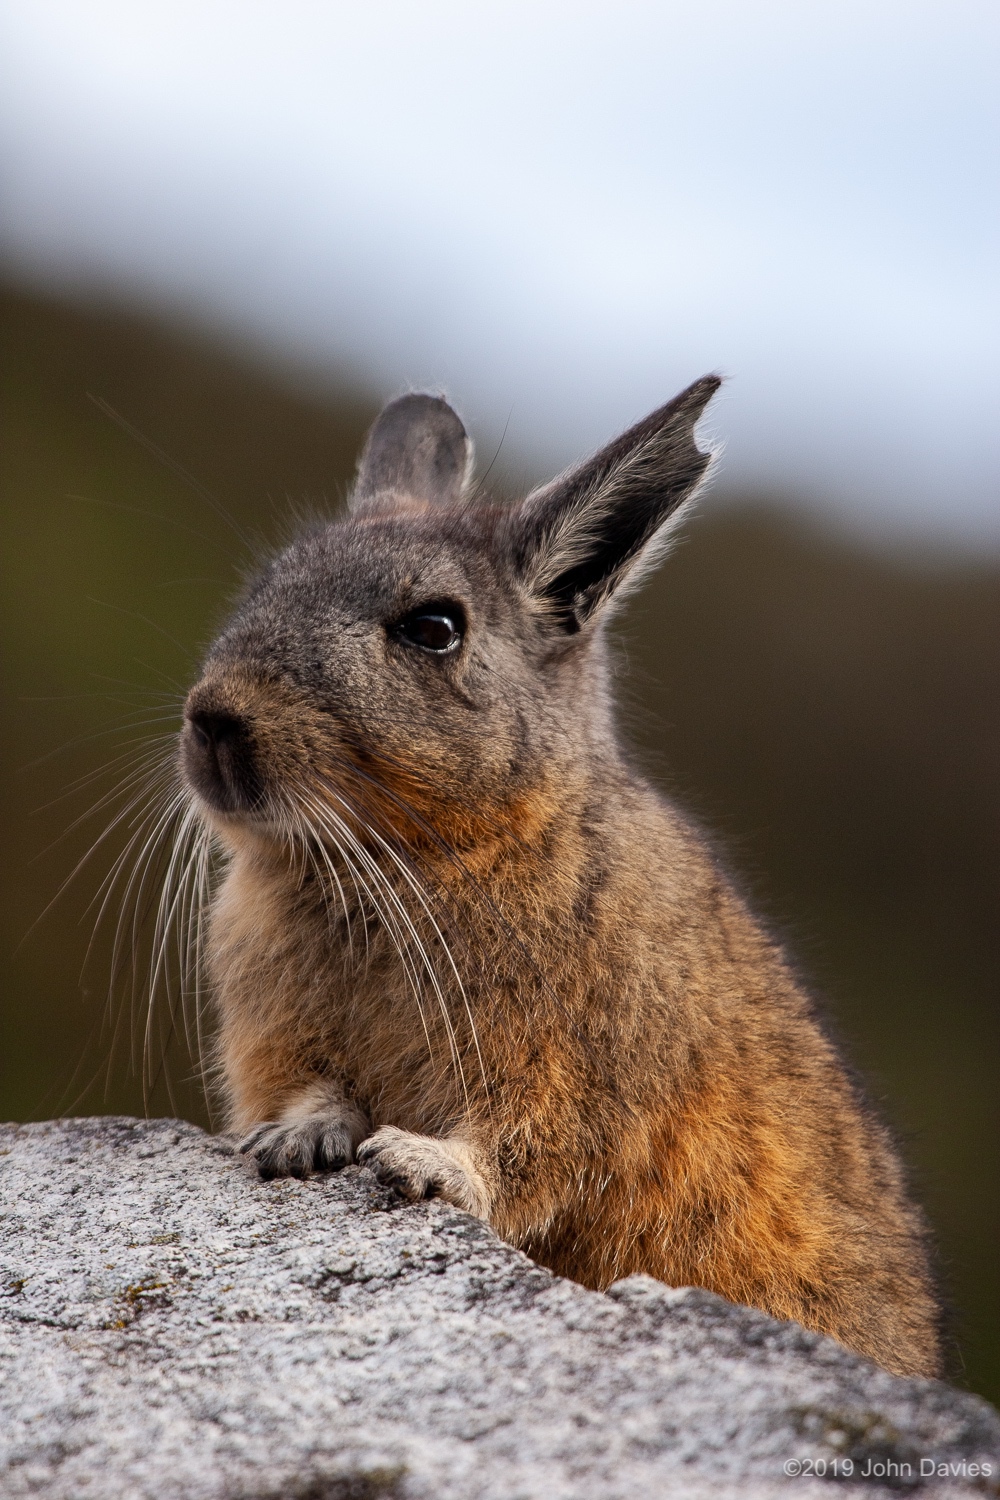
395 603 465 655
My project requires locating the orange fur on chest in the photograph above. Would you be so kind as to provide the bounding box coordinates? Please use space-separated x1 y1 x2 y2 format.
339 747 567 859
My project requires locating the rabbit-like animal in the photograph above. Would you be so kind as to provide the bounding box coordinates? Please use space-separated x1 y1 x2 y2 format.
182 378 941 1377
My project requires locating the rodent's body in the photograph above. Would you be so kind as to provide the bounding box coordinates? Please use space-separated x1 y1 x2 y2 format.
183 382 941 1378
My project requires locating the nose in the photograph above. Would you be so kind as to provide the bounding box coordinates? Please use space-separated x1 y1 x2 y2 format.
189 709 245 753
183 705 262 813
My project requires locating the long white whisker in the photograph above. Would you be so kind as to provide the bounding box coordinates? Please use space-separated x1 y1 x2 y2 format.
287 785 354 958
179 820 211 1061
290 779 370 957
350 809 489 1108
22 746 179 943
79 766 184 979
303 790 470 1110
191 825 214 1106
116 791 190 1082
145 803 201 1086
297 791 440 1071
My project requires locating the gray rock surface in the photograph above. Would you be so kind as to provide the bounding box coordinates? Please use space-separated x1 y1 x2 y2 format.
1 1118 997 1499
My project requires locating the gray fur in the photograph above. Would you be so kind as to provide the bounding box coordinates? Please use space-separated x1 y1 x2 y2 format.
190 377 720 819
351 392 474 512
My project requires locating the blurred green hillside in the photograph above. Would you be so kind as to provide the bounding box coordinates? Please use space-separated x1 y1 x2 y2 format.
1 283 997 1400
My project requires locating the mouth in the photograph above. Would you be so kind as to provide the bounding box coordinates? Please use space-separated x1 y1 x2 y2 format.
182 707 264 815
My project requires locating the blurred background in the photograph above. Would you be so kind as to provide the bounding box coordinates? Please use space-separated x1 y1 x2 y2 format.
1 1 997 1399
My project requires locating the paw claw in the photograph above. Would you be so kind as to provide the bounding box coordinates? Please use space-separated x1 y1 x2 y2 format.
356 1127 487 1215
237 1123 275 1155
236 1111 359 1180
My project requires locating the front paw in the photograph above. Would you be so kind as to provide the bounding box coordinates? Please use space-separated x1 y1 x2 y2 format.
356 1127 490 1218
239 1112 356 1181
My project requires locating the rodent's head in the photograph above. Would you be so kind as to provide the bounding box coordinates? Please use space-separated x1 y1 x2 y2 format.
182 377 719 854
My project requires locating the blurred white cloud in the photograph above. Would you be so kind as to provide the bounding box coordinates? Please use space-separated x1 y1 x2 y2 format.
1 0 997 540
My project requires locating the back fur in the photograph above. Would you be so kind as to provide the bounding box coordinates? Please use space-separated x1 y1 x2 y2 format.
178 380 942 1378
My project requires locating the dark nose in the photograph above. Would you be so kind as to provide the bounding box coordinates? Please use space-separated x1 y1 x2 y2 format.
184 707 262 813
189 709 244 753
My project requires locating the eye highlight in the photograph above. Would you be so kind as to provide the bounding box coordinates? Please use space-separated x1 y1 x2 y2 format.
394 602 465 655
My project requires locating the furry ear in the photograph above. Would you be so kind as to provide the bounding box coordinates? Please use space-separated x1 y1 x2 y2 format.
351 393 473 512
514 375 721 629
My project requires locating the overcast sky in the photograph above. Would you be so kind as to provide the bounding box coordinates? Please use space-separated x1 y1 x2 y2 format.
1 0 997 543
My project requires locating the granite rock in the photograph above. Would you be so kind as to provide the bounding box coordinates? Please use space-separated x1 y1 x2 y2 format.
1 1117 997 1499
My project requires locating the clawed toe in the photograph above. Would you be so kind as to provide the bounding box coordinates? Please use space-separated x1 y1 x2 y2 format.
238 1123 276 1155
357 1144 429 1200
312 1122 352 1172
357 1145 434 1200
237 1115 354 1180
356 1127 487 1215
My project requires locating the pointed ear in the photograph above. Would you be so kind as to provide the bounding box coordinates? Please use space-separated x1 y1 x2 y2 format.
515 375 721 629
351 393 473 512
